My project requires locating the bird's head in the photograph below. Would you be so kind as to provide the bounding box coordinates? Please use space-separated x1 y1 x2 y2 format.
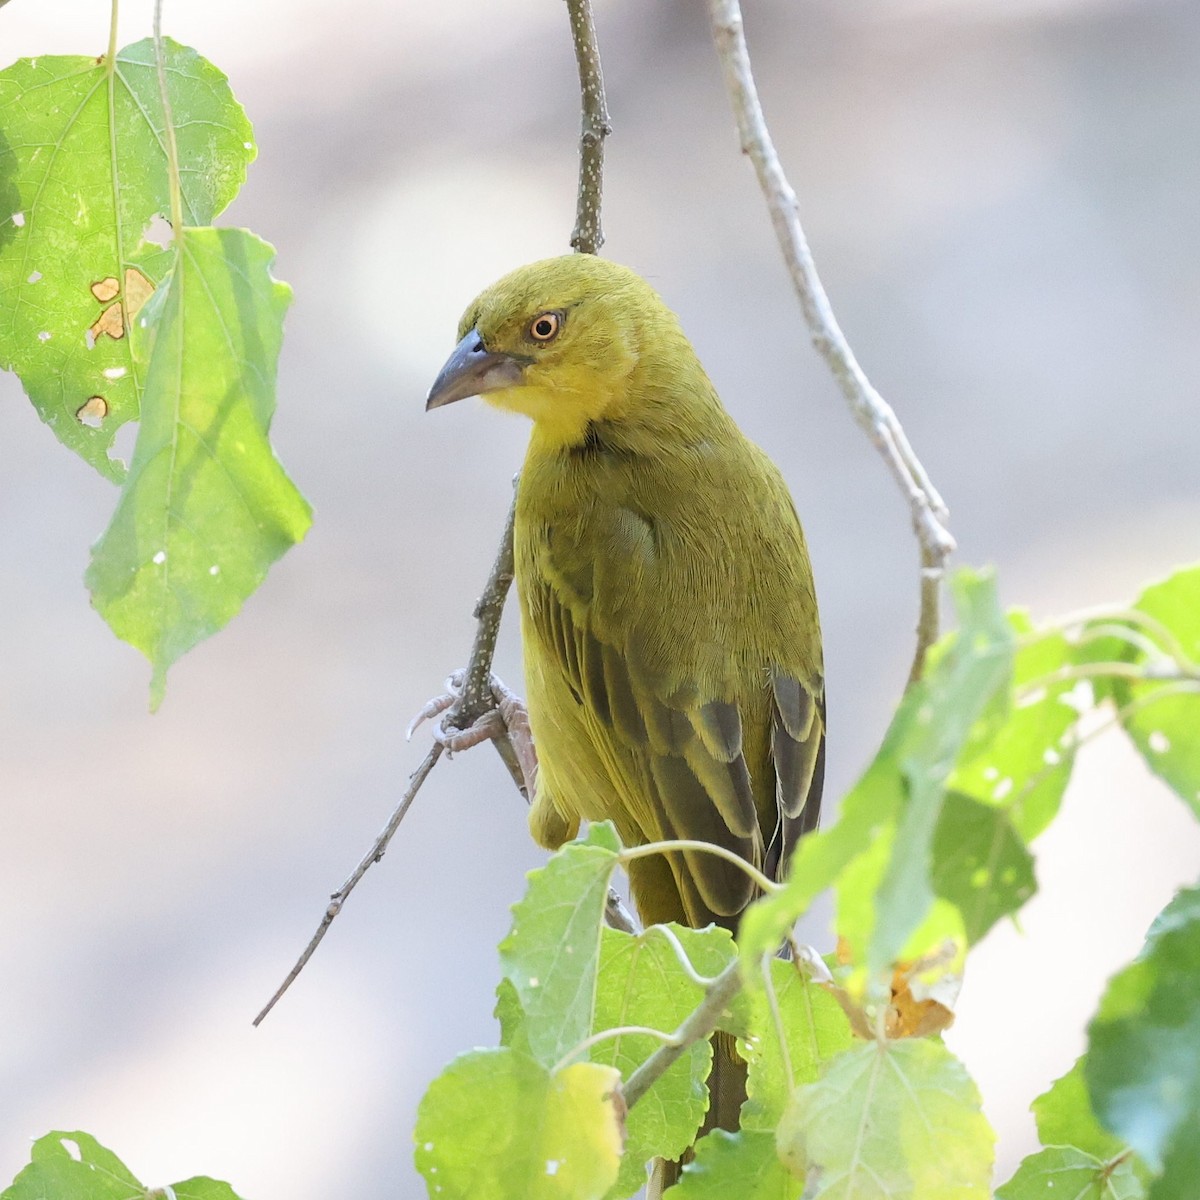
425 255 688 448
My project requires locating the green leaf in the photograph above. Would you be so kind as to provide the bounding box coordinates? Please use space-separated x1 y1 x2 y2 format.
169 1182 247 1200
1114 566 1200 818
592 925 732 1197
0 40 254 478
995 1146 1142 1200
740 568 1014 989
868 567 1015 975
85 227 311 706
1086 882 1200 1197
414 1048 624 1200
498 823 620 1070
931 791 1036 943
672 1130 800 1199
0 1131 246 1200
496 976 532 1058
1034 1057 1129 1164
778 1039 994 1199
740 959 854 1133
949 617 1079 842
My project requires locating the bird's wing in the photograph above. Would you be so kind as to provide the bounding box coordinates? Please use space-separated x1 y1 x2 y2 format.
524 488 824 926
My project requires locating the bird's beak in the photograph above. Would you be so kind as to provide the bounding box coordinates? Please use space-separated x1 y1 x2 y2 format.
425 328 528 411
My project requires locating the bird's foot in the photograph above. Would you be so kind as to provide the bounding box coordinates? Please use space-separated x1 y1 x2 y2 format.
408 670 539 796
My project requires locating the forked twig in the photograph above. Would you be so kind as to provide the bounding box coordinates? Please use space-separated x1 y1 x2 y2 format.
253 0 616 1023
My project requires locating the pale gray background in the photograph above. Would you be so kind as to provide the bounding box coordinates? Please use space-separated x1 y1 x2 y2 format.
1 0 1198 1195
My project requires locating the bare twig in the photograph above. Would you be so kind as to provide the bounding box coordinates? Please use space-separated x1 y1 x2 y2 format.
707 0 955 685
444 490 520 743
623 960 743 1109
253 0 618 1024
565 0 611 255
252 744 443 1026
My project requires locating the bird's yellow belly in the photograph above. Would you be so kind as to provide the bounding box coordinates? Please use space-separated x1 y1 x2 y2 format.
522 633 654 852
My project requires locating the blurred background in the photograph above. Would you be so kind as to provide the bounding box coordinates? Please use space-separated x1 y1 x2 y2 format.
2 0 1198 1193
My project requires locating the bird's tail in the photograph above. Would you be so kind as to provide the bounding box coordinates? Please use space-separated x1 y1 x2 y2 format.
647 1031 746 1197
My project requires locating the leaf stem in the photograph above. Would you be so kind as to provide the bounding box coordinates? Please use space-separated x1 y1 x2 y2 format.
1042 603 1195 668
652 924 720 988
1017 660 1200 703
152 0 184 241
552 1025 675 1075
619 840 779 896
107 0 120 66
761 953 794 1093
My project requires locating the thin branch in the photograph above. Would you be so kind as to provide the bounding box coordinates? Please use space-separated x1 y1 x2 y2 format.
254 0 616 1024
565 0 611 255
444 489 520 739
252 744 443 1026
707 0 955 686
623 960 743 1109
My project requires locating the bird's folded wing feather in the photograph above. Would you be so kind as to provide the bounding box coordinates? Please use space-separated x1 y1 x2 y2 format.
525 488 824 923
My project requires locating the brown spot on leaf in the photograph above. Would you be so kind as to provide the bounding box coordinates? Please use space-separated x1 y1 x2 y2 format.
76 395 108 428
86 268 156 342
124 267 154 317
90 277 119 303
89 302 125 341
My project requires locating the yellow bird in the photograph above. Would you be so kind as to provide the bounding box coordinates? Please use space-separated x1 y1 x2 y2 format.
426 253 824 1174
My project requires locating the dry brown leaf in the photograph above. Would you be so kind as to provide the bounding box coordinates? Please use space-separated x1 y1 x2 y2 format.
822 940 958 1040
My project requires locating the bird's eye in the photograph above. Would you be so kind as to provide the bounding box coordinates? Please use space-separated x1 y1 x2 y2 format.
529 311 561 342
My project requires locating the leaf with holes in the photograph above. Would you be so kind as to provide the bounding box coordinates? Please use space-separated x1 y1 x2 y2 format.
1111 565 1200 819
85 227 311 706
931 791 1036 943
0 40 254 478
1 1131 246 1200
413 1049 625 1200
949 617 1079 842
498 823 620 1071
777 1038 994 1199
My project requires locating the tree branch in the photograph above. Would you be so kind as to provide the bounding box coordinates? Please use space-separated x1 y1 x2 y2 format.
566 0 612 255
623 959 743 1109
707 0 955 685
252 0 620 1024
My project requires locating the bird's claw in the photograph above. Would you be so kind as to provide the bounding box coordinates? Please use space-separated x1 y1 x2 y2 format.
407 670 530 760
405 670 468 741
